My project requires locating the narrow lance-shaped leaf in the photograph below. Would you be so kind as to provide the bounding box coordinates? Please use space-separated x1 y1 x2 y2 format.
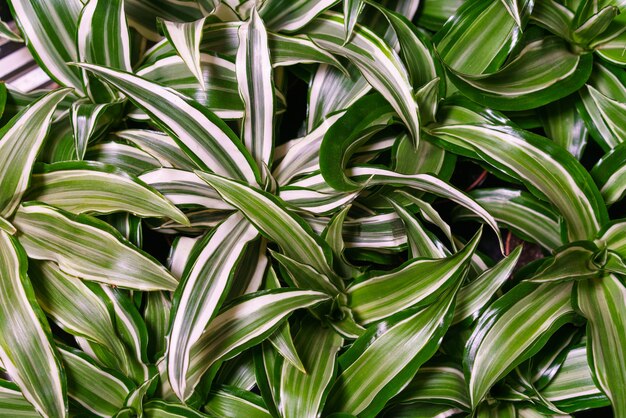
26 161 188 225
78 63 259 185
539 97 588 160
325 284 461 417
28 260 145 383
8 0 83 92
159 17 207 90
71 101 124 160
277 320 343 418
591 142 626 204
500 0 534 28
453 245 522 325
0 18 22 42
307 12 420 144
446 36 594 111
259 0 339 32
13 203 178 291
0 230 66 418
58 346 134 417
195 172 338 282
465 282 576 407
185 289 330 400
77 0 132 102
344 0 363 43
204 386 271 418
0 89 70 218
143 399 210 418
168 213 258 401
575 275 626 417
395 362 470 410
428 124 607 241
237 8 275 168
347 228 481 324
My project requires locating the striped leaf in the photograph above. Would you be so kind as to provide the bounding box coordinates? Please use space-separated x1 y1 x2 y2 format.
344 0 364 43
144 399 209 417
85 141 161 176
115 130 196 171
237 8 275 168
0 89 70 218
574 274 626 417
271 251 341 295
434 0 522 75
390 199 447 259
8 0 83 92
259 0 339 31
325 284 461 417
167 213 258 401
59 346 133 417
428 124 607 241
28 260 144 382
0 379 39 417
204 386 271 418
347 228 480 324
26 161 188 224
394 362 470 410
540 344 609 412
465 282 576 407
530 0 574 40
78 63 259 185
453 246 522 325
500 0 535 28
0 18 22 42
77 0 132 102
539 97 588 159
159 17 207 90
277 320 343 418
447 36 593 111
185 289 330 400
0 230 66 418
453 188 563 251
524 242 608 283
144 291 171 362
13 203 178 291
592 139 626 204
71 101 124 160
195 172 337 281
123 0 203 41
307 12 420 144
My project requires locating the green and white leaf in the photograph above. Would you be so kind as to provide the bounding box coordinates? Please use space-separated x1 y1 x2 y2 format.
159 17 207 90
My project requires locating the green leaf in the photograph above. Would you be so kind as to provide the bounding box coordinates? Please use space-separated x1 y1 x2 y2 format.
123 0 203 41
78 63 259 185
540 344 609 412
465 282 576 407
71 101 124 160
85 141 161 176
344 0 364 43
259 0 339 31
13 203 178 291
26 161 188 224
144 291 171 362
575 274 626 417
325 284 461 417
195 172 337 281
530 0 575 40
168 213 258 401
428 124 607 241
186 289 330 400
434 0 523 75
446 36 593 111
237 8 275 168
115 130 196 171
539 97 588 159
272 250 341 295
144 399 209 418
453 188 563 251
389 199 447 259
0 89 71 218
0 380 38 417
159 17 207 90
394 362 470 410
204 386 271 418
77 0 132 102
347 228 480 324
59 346 133 417
0 230 66 418
277 320 343 418
453 246 522 325
307 12 420 144
524 241 609 283
0 18 22 42
573 6 619 45
28 260 145 382
500 0 535 28
592 142 626 204
8 0 83 91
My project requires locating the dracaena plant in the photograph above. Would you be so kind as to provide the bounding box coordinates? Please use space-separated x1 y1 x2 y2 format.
0 0 625 417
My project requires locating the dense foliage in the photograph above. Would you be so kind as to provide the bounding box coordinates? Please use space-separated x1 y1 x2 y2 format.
0 0 625 417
